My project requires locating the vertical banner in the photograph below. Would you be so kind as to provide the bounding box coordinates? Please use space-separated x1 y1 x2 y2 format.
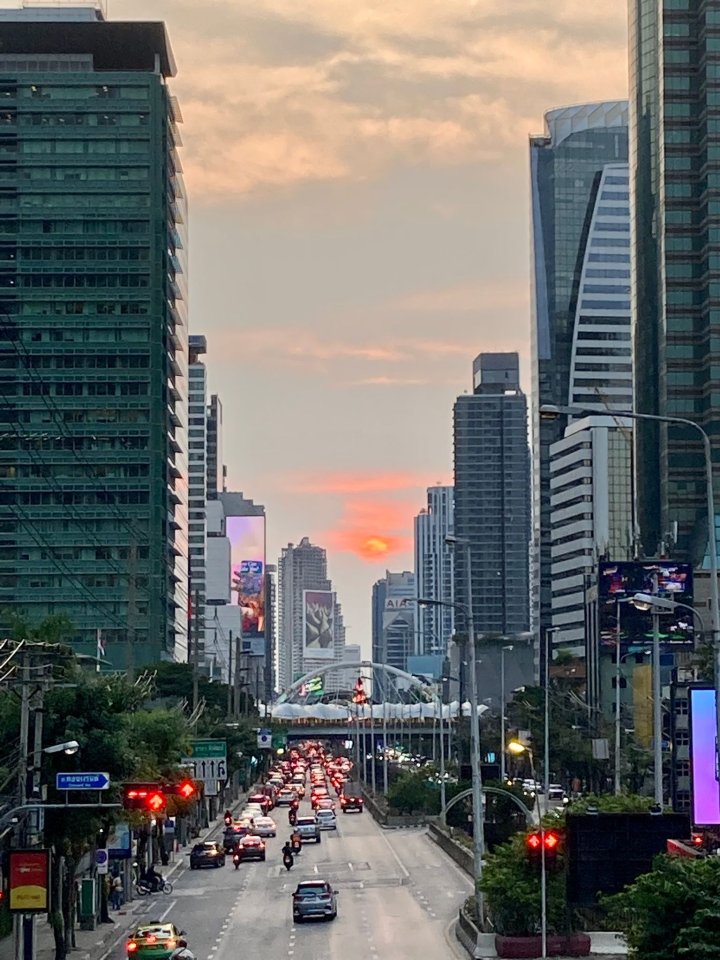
8 849 50 913
227 515 266 656
303 590 335 660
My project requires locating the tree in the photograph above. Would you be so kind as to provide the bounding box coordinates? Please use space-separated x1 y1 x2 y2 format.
604 855 720 960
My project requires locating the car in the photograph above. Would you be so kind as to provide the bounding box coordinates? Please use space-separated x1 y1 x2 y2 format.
127 923 186 960
234 835 266 862
315 809 337 831
253 816 277 838
241 806 264 820
275 788 297 806
295 815 321 844
248 794 272 813
340 796 363 813
315 797 336 812
548 784 567 804
222 823 252 853
189 841 225 869
292 881 338 923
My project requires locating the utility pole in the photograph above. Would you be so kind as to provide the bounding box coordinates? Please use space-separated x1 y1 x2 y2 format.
192 589 200 714
15 654 32 960
227 630 233 719
233 634 241 721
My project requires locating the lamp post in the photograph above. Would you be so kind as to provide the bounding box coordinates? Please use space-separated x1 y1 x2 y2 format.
540 402 720 785
501 644 513 783
419 537 486 931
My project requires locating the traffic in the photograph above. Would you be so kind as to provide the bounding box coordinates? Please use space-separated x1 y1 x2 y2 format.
126 742 355 959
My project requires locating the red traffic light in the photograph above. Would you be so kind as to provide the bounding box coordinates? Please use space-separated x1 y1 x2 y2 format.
526 833 542 852
544 831 560 851
176 779 197 800
525 830 561 857
123 783 166 812
692 833 704 847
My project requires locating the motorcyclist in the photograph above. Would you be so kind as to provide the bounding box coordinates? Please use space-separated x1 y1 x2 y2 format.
282 841 294 871
290 830 301 853
146 863 162 893
171 940 195 960
288 808 297 827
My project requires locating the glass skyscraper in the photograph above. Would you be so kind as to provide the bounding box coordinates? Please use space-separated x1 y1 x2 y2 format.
530 102 629 643
0 8 188 667
631 0 720 566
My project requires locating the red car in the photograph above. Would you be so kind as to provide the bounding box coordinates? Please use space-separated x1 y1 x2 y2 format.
234 836 266 862
248 793 272 813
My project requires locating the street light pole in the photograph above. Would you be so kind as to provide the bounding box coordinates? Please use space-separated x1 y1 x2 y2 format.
540 403 720 788
501 644 513 783
652 606 663 807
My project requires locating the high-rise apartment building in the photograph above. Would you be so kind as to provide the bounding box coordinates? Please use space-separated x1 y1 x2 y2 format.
206 393 224 501
631 2 720 569
0 5 188 667
414 485 454 657
453 353 530 634
277 537 345 692
530 102 629 646
371 571 416 690
188 335 208 663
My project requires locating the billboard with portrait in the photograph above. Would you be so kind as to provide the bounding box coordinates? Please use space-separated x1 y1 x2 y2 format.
598 560 694 648
226 516 266 648
690 687 720 825
303 590 335 660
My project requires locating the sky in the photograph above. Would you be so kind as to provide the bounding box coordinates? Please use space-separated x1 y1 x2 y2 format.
111 0 629 653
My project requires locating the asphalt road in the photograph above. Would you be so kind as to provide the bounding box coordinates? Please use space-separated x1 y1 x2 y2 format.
111 797 472 960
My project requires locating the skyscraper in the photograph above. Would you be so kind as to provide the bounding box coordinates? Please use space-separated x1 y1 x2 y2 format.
0 5 188 667
206 394 224 501
188 335 208 665
453 353 530 634
631 1 720 570
371 571 416 687
530 102 629 645
414 485 454 657
277 537 345 692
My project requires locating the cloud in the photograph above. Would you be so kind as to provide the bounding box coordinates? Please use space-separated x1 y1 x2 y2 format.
320 498 415 562
116 0 628 198
279 470 444 495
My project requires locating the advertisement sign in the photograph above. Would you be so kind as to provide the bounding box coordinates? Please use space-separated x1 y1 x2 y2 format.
303 590 335 660
8 850 50 913
690 687 720 825
598 560 694 648
226 516 266 641
107 821 132 860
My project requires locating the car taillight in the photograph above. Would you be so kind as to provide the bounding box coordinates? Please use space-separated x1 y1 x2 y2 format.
127 943 138 953
145 936 157 944
167 941 176 950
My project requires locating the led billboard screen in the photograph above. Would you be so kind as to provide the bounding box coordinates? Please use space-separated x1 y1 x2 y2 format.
598 560 694 648
303 590 335 660
226 516 266 644
690 687 720 825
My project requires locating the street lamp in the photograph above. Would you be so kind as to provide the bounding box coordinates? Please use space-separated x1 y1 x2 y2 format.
501 645 513 783
540 402 720 783
43 740 79 756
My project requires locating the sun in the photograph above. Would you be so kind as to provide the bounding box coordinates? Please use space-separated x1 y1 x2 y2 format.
362 536 390 556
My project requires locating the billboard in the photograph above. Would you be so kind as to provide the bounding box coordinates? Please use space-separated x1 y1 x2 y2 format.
226 515 266 651
9 850 50 913
598 560 694 648
690 687 720 825
303 590 335 660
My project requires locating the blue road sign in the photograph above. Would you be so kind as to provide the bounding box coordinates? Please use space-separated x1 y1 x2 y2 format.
56 772 110 791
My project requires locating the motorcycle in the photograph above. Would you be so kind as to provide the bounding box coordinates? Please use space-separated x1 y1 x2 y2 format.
232 854 240 871
135 877 174 896
290 835 301 856
282 851 294 872
288 810 297 827
223 810 233 827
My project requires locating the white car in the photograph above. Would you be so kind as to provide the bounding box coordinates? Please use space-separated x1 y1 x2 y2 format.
242 805 264 818
253 816 277 838
315 809 337 831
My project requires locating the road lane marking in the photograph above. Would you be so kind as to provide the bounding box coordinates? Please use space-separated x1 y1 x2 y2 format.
157 900 177 922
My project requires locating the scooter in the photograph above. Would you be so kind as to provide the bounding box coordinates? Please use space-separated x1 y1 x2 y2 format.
283 851 294 872
233 853 240 871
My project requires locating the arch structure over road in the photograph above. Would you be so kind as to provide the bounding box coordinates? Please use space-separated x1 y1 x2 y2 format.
272 661 490 721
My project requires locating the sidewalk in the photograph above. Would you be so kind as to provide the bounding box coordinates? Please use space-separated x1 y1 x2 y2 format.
0 792 251 960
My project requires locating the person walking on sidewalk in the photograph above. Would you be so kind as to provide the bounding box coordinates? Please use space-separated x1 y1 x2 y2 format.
110 873 123 911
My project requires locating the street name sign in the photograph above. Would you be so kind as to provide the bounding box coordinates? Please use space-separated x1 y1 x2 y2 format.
56 772 110 791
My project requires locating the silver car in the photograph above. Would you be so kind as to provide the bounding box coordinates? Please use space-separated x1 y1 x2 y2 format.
292 880 338 922
252 816 277 838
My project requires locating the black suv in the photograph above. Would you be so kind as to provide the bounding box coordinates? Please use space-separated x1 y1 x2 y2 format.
189 841 225 869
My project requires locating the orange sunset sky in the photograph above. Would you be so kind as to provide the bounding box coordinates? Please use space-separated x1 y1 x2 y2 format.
105 0 630 652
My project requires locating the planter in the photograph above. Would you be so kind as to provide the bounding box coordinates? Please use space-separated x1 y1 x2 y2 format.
495 934 590 958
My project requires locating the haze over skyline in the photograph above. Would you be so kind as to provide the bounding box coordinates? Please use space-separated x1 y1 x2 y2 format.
106 0 629 652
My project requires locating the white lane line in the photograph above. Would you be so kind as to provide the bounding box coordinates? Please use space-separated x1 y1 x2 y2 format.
157 900 177 922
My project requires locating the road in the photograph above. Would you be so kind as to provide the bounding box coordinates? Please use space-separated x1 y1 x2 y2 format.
108 797 472 960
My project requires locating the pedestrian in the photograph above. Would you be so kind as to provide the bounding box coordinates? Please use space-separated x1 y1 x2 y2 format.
110 873 123 910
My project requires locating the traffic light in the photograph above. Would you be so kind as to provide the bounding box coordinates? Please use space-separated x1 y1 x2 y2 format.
123 783 166 813
173 779 197 801
525 830 562 869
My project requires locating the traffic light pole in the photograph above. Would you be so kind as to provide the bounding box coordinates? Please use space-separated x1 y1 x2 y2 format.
541 631 550 960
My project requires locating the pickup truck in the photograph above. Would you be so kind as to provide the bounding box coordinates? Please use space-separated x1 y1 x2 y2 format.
295 815 321 844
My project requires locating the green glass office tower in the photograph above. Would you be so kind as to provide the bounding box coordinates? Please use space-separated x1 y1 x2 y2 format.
631 0 720 564
0 10 189 667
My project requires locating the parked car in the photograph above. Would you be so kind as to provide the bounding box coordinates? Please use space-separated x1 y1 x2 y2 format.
189 841 225 869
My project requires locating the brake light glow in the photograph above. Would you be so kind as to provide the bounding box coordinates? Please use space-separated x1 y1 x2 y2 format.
145 936 157 944
127 943 138 953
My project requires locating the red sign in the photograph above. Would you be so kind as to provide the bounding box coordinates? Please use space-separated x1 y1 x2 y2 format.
8 850 50 913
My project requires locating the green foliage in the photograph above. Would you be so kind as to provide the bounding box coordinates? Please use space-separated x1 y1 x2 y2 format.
127 708 190 777
568 793 656 815
604 855 720 960
479 832 567 936
2 611 75 644
387 767 438 814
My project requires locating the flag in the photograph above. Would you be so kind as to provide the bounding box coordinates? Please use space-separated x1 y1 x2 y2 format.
96 628 105 672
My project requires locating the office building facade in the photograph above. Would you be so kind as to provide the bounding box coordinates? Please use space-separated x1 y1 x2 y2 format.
631 0 720 568
530 102 629 649
414 485 454 658
0 6 188 667
371 570 416 694
453 353 531 635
